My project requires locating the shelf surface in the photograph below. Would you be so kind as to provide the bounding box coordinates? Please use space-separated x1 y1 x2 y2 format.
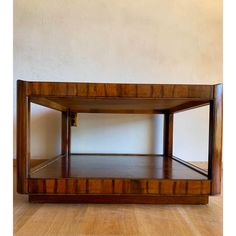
30 154 207 180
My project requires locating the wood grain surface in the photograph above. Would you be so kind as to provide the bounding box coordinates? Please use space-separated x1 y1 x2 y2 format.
25 80 213 113
14 166 223 236
17 80 30 193
29 154 208 180
16 80 223 204
28 178 211 195
26 81 214 99
208 84 223 195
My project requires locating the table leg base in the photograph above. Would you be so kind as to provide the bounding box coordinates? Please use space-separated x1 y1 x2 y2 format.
29 194 209 204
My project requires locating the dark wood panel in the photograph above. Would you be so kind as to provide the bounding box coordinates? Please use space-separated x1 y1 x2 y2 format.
30 155 208 179
28 154 211 195
29 194 209 204
37 179 45 193
28 178 211 195
17 80 30 194
61 111 71 178
25 80 214 99
61 111 70 156
164 113 173 156
16 80 222 204
208 84 223 195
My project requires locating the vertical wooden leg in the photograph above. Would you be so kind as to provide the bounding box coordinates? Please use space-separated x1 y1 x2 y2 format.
208 84 223 195
163 113 173 178
61 110 71 155
163 113 173 157
17 80 30 193
61 110 71 177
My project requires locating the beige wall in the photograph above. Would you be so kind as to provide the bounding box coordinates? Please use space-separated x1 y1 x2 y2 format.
13 0 222 160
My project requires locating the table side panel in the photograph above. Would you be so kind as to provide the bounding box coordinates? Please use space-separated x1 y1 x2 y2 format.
25 81 214 99
28 178 211 195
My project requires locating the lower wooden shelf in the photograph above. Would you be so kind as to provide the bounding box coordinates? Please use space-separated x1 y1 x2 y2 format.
30 154 207 179
27 154 210 204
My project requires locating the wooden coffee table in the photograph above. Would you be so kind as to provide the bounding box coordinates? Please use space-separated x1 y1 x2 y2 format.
17 80 222 204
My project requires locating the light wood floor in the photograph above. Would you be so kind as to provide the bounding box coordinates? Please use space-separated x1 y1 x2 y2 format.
14 167 222 236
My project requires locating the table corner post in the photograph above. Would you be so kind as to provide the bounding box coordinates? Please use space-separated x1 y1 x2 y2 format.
208 84 223 195
61 110 71 156
163 112 174 157
61 110 71 177
16 80 30 194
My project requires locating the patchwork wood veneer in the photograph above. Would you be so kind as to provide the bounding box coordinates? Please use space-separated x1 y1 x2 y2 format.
17 80 222 204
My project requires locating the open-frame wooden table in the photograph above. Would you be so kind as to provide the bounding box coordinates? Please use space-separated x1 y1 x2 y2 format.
17 80 222 204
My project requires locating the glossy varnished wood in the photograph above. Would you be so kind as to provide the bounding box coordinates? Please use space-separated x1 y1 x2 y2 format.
16 80 223 203
14 167 222 236
30 154 208 179
208 84 223 195
164 113 173 156
28 178 211 196
26 81 213 113
61 111 70 156
17 80 30 193
27 155 211 199
26 81 213 99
